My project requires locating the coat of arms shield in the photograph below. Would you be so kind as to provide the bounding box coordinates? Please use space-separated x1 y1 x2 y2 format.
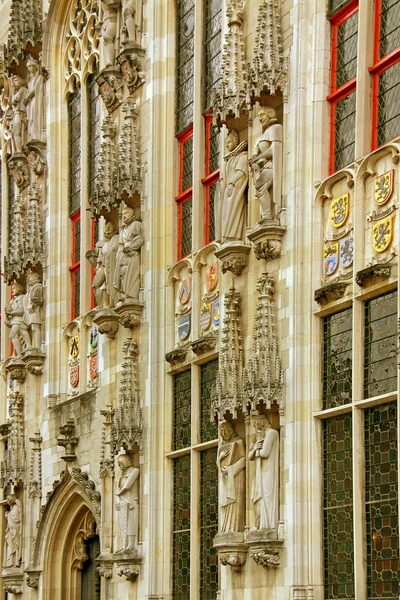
374 170 393 205
330 193 349 228
373 216 393 253
323 242 339 276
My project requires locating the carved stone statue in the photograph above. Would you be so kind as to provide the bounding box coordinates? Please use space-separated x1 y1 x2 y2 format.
114 207 144 303
115 453 140 552
93 221 119 308
5 283 31 356
23 271 44 349
219 130 248 243
217 422 245 534
4 497 22 567
25 58 45 142
248 418 279 531
122 0 142 45
101 2 119 66
8 75 28 154
249 107 283 221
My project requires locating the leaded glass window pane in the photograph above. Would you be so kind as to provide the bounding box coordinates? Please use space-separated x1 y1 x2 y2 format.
329 0 354 16
68 89 82 215
364 291 397 398
380 0 400 58
176 0 195 134
180 198 192 258
335 13 358 88
173 455 191 600
200 448 218 600
209 125 220 174
365 403 399 599
323 414 354 600
207 181 218 243
334 92 356 171
377 62 400 146
182 136 193 192
174 371 191 450
73 270 80 319
204 0 222 111
323 309 352 410
88 73 100 200
74 218 81 264
200 360 218 442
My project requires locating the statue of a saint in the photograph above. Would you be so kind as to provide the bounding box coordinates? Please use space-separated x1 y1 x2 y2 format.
218 130 248 243
114 206 144 303
8 75 28 154
4 282 31 356
122 0 142 45
25 58 45 142
217 422 246 534
23 271 44 349
115 454 140 552
101 2 119 66
248 418 279 531
92 221 119 308
4 497 22 567
249 107 283 221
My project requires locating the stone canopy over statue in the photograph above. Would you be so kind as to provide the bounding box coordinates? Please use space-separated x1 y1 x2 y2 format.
249 107 283 222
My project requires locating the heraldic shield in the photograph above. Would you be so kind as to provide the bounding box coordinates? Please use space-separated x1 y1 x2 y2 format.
374 170 393 205
178 313 191 340
330 193 349 228
324 242 339 276
373 216 393 253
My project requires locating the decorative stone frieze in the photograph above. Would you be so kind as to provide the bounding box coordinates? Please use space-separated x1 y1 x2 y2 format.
244 274 284 413
246 0 289 104
213 0 247 127
118 99 142 199
215 241 251 276
57 419 79 463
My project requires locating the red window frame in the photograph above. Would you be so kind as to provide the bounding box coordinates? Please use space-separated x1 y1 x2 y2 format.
328 0 358 173
176 126 193 260
70 210 81 319
202 112 219 245
370 0 400 149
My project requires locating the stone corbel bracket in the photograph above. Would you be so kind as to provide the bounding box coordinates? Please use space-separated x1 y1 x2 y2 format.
356 263 394 288
92 307 120 339
114 552 142 582
247 220 287 261
57 419 79 463
22 349 46 376
25 569 41 588
115 300 144 329
215 241 251 276
246 529 284 568
214 533 247 571
117 46 146 95
96 67 123 113
8 153 30 192
314 282 348 306
191 333 218 357
2 567 24 594
3 357 27 383
165 344 190 367
96 553 114 579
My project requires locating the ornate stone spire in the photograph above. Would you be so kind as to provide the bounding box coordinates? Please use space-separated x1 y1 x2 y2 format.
91 116 118 216
6 0 43 68
118 99 142 199
0 392 26 489
244 273 284 412
4 193 24 282
213 0 248 127
25 184 44 269
247 0 289 103
211 287 245 420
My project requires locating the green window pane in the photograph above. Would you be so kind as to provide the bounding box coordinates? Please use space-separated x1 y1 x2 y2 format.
174 371 191 450
200 360 218 442
173 455 191 600
323 308 352 410
200 448 218 599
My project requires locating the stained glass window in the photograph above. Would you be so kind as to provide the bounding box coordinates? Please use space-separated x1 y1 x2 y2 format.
182 136 193 193
323 308 352 410
364 291 397 398
176 0 195 134
204 0 222 111
68 89 82 215
323 414 354 600
335 13 358 88
377 62 400 146
200 448 218 600
173 455 191 600
380 0 400 58
180 198 193 259
174 371 192 450
200 360 218 442
334 92 356 172
88 73 100 200
329 0 354 16
365 403 399 599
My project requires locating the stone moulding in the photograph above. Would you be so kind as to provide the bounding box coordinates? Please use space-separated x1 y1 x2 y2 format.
314 282 348 305
355 264 393 287
213 532 247 570
92 307 119 339
215 241 251 276
247 220 286 261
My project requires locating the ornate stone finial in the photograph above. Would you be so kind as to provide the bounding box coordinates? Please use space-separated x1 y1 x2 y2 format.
91 117 118 216
118 99 142 199
244 274 283 412
99 405 115 478
0 392 26 489
113 339 143 450
28 432 42 499
96 68 123 113
5 0 43 68
213 0 248 127
247 0 289 104
57 419 79 462
211 288 244 420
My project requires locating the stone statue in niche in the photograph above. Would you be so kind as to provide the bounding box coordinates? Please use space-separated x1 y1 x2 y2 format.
248 418 279 531
92 221 119 308
121 0 142 45
23 271 44 350
5 282 31 356
219 130 249 243
4 497 22 567
114 206 144 304
8 75 28 154
25 58 45 142
249 107 283 222
217 422 246 533
115 453 140 553
101 1 119 67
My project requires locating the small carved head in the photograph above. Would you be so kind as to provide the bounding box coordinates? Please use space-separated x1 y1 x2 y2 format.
11 282 24 296
11 74 26 90
258 107 277 128
117 453 133 471
122 206 135 225
104 221 116 239
27 58 40 77
27 271 41 286
225 129 240 153
219 421 236 442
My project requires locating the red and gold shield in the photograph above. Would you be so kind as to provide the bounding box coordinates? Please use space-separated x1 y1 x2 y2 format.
89 355 98 380
70 365 79 388
178 278 192 306
205 264 218 292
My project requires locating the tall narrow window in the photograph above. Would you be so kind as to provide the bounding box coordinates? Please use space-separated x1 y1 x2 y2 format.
370 0 400 147
322 308 352 409
171 361 219 599
68 89 82 319
88 74 101 199
328 2 358 172
177 129 193 260
365 403 399 599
